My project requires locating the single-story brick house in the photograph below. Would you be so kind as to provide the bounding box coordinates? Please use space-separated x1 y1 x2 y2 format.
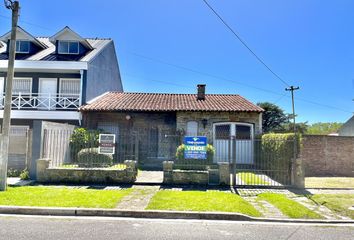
80 85 264 169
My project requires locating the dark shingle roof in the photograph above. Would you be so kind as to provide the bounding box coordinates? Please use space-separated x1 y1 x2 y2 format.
80 92 264 113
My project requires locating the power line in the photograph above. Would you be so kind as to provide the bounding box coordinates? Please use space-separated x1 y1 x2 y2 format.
129 52 352 113
0 12 351 114
130 52 284 97
0 14 52 31
202 0 291 88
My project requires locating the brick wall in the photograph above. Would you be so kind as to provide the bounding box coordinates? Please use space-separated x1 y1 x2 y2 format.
301 135 354 177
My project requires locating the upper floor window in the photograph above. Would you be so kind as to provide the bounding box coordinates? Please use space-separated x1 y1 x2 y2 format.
58 41 79 54
16 40 30 54
59 78 80 96
13 78 32 95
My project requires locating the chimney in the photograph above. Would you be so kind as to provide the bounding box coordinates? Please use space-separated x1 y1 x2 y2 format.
197 84 206 101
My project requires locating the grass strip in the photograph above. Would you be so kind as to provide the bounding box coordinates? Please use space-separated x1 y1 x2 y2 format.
310 194 354 219
0 186 132 208
305 177 354 188
146 190 261 217
237 172 269 185
257 193 323 219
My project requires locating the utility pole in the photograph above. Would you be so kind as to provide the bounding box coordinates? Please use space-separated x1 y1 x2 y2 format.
0 0 20 191
285 86 300 134
285 85 300 186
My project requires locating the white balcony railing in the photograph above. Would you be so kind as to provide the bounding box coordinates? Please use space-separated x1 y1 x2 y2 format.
0 93 80 111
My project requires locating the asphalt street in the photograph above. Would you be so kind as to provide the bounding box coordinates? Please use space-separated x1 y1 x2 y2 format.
0 214 353 240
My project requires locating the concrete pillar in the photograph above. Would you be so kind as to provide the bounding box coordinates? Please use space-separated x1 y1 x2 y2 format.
218 163 230 185
30 120 44 179
163 161 174 184
36 158 50 182
294 158 305 188
124 160 137 171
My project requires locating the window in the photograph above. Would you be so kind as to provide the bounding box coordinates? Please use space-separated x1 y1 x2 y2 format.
215 124 231 140
12 78 32 95
59 79 80 96
15 40 30 53
186 121 198 136
236 125 251 140
58 41 79 54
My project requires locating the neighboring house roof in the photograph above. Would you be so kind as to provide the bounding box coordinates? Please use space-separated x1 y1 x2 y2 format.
338 115 354 136
0 26 47 49
80 92 264 113
49 26 93 50
0 26 112 62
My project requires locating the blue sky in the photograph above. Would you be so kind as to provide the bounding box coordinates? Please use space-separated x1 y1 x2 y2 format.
0 0 353 123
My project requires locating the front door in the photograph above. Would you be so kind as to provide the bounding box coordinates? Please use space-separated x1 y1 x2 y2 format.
38 78 57 110
213 122 254 164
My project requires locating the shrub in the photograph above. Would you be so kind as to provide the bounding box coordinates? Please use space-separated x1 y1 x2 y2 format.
70 128 105 162
19 169 30 180
258 133 302 184
175 144 216 169
7 168 21 177
77 148 113 168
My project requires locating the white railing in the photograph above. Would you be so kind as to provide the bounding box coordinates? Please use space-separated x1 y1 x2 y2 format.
0 93 80 111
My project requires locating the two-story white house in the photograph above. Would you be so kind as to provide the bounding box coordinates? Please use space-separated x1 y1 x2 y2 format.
0 26 123 128
0 26 123 171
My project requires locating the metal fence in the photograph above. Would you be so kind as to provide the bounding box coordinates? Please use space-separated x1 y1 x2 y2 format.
41 128 181 169
41 127 295 187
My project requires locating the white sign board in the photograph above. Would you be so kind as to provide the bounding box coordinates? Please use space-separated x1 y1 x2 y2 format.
98 134 116 155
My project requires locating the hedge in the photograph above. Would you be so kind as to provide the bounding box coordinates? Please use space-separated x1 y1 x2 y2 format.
77 148 113 168
256 133 301 185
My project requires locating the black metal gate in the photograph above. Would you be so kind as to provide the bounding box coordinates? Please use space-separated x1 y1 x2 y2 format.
213 124 293 187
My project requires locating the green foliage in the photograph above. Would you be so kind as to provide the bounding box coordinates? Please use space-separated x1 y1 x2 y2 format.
77 148 113 168
19 169 30 180
257 102 288 133
306 122 343 135
0 186 132 208
258 133 301 184
70 128 105 162
281 122 309 134
310 194 354 219
146 190 261 217
7 168 21 177
257 193 323 219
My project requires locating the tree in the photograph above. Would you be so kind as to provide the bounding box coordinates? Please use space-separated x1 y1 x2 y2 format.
306 122 343 135
257 102 288 133
282 122 309 134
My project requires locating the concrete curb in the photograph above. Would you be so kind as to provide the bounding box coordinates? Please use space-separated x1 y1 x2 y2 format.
0 206 353 224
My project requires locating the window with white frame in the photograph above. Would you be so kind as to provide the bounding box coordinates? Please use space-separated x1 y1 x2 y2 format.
15 40 30 53
59 79 80 96
12 78 32 95
186 121 198 136
58 41 79 54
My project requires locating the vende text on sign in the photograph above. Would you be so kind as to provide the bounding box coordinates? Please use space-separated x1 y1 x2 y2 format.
98 134 116 155
184 136 207 160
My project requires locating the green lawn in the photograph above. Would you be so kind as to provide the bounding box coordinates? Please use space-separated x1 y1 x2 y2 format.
305 177 354 189
0 186 132 208
257 193 323 219
146 190 261 217
237 172 269 185
310 194 354 219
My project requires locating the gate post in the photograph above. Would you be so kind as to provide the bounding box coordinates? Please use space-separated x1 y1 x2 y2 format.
231 136 236 186
294 157 305 188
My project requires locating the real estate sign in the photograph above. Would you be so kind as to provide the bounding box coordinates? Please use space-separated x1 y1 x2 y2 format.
184 136 207 160
98 134 116 155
